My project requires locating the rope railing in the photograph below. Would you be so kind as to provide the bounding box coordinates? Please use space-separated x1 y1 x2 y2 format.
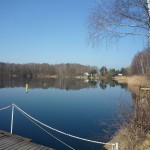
0 104 119 150
0 105 11 111
19 106 75 150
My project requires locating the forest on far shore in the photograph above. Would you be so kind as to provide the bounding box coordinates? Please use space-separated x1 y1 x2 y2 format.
0 62 98 78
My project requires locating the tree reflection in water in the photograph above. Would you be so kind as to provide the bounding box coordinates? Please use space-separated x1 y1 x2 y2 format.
99 80 127 90
0 77 127 91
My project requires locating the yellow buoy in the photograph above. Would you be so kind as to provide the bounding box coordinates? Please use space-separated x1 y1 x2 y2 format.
139 87 150 91
26 84 29 93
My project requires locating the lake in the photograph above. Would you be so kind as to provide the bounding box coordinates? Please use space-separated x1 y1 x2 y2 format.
0 78 131 150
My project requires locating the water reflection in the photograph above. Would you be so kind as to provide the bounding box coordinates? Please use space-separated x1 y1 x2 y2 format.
99 80 128 90
99 80 107 89
0 77 131 150
0 77 127 90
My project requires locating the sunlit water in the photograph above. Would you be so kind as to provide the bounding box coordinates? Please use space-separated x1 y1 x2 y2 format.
0 79 131 150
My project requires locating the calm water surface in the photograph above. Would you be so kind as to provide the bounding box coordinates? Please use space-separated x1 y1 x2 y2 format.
0 79 131 150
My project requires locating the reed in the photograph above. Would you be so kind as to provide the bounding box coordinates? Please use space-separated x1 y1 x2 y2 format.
105 75 150 150
114 75 150 87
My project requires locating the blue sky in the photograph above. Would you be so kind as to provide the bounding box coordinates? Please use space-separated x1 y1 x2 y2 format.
0 0 147 69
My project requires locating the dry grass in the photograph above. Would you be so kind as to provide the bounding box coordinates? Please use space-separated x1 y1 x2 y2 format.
114 75 150 94
140 134 150 150
105 76 150 150
114 75 150 87
105 126 150 150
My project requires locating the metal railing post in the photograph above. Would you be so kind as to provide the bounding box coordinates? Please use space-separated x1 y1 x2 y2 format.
11 104 14 134
115 142 118 150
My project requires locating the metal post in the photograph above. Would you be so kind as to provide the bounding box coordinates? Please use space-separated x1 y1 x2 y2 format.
115 142 118 150
11 104 14 134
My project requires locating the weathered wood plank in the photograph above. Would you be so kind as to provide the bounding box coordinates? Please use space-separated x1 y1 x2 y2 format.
41 147 54 150
0 131 54 150
0 130 31 141
16 142 39 150
0 136 22 145
0 140 19 149
0 134 6 138
0 139 17 147
0 135 9 141
25 144 41 150
0 136 13 144
5 141 30 150
27 144 46 150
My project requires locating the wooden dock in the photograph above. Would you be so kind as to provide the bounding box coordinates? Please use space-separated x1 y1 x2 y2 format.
0 130 54 150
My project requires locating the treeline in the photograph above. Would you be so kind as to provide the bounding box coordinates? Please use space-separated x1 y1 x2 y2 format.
99 66 129 77
99 47 150 77
118 47 150 76
0 62 98 78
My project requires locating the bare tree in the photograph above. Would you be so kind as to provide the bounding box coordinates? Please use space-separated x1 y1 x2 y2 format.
87 0 150 45
131 47 150 74
0 62 98 79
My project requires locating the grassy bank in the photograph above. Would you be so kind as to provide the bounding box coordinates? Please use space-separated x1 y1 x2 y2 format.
105 126 150 150
114 75 150 87
114 75 150 93
105 75 150 150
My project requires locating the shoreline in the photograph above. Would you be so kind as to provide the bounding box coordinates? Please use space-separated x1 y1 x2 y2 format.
113 75 150 87
105 75 150 150
114 75 150 93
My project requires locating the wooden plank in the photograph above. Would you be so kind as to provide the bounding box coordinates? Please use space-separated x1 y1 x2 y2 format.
0 131 54 150
0 134 6 138
0 130 31 141
5 141 30 150
0 136 22 144
0 136 12 144
28 144 46 150
0 137 18 144
0 140 19 149
32 143 48 149
15 142 39 150
0 138 17 146
41 147 54 150
0 136 23 148
25 145 41 150
0 135 8 141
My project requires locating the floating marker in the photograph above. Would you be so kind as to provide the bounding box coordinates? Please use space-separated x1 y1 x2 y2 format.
139 87 150 91
26 84 29 93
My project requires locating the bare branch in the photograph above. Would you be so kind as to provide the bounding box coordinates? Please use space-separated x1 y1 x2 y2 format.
87 0 149 45
105 27 149 37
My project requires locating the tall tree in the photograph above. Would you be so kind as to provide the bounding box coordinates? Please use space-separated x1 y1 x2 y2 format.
100 66 108 76
87 0 150 45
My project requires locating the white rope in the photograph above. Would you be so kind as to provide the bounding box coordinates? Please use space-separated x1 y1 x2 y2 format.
14 104 115 146
0 105 11 111
17 108 75 150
